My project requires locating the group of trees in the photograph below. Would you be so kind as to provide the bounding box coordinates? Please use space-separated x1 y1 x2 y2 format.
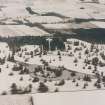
34 65 63 79
0 58 5 65
10 82 49 94
10 83 32 94
12 64 29 75
7 53 15 62
5 36 66 52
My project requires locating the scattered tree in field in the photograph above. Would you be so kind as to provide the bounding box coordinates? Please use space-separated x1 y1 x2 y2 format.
71 71 76 77
76 83 79 87
102 76 105 82
84 49 89 55
92 57 99 66
55 79 65 86
74 41 79 46
12 64 23 71
54 69 63 77
73 58 78 63
8 72 14 76
30 51 34 58
72 79 76 83
32 77 39 82
83 75 91 82
0 58 5 65
96 83 101 89
7 53 15 62
83 83 88 89
57 51 61 56
1 91 7 95
20 77 23 81
11 83 18 94
54 88 59 92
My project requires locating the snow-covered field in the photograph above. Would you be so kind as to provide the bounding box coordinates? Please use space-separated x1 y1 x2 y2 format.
34 90 105 105
0 95 32 105
0 0 105 105
0 38 104 95
1 90 105 105
0 0 105 23
0 25 49 37
90 21 105 28
0 0 105 38
30 0 105 19
27 15 63 24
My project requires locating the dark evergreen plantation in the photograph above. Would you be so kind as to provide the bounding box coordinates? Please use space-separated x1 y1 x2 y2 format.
71 28 105 43
0 36 66 51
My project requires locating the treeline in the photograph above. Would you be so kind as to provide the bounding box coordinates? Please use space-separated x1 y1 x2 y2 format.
0 36 66 51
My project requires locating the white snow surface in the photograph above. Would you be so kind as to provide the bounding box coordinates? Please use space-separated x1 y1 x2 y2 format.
0 95 32 105
90 21 105 28
33 90 105 105
0 25 49 37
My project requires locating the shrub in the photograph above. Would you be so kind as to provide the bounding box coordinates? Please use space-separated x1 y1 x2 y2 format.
11 83 18 94
97 83 101 89
0 68 1 72
88 66 91 69
32 77 39 82
74 58 78 63
83 75 91 82
72 79 76 83
55 79 65 86
20 77 23 81
80 7 85 9
74 41 79 46
71 71 76 77
8 72 14 76
54 69 63 77
54 88 59 92
85 49 89 55
1 91 7 95
99 61 105 67
76 83 79 87
37 82 49 93
92 57 99 66
102 76 105 82
83 83 88 89
59 79 65 85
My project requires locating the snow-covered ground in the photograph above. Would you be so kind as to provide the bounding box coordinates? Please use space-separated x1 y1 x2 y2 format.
0 25 49 37
34 90 105 105
90 21 105 28
0 0 105 105
0 0 105 38
27 15 63 24
30 0 105 19
1 90 105 105
0 95 32 105
42 23 70 29
0 0 105 20
14 38 105 75
0 39 105 95
0 90 105 105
